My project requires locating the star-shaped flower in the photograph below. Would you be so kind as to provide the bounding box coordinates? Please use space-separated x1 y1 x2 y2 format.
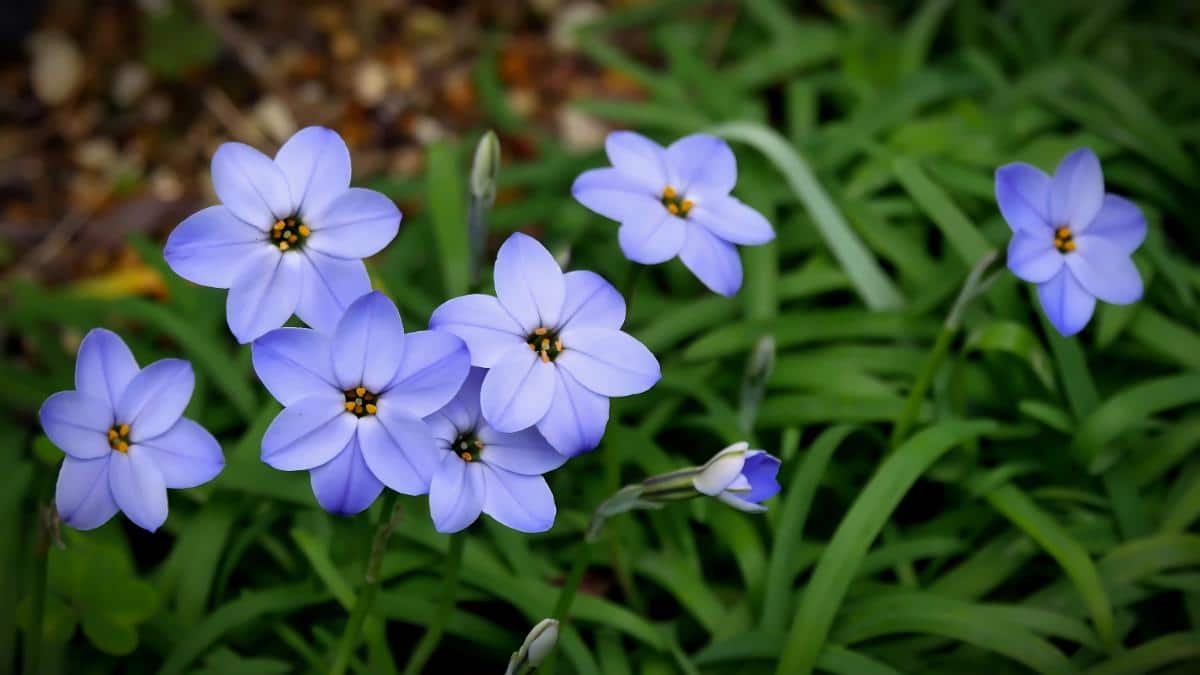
430 233 660 457
425 368 566 533
996 148 1146 336
165 126 401 343
571 131 775 296
252 292 469 514
39 329 224 532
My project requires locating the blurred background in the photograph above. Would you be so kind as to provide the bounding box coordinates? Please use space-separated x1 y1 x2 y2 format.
4 1 1200 674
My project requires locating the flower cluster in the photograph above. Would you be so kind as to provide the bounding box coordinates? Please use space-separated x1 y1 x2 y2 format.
45 127 1150 536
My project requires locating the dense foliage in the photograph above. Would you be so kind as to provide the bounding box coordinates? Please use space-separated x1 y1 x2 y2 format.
5 1 1200 673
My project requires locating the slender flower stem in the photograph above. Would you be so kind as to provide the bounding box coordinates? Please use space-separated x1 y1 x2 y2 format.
540 543 592 675
622 263 645 317
403 533 466 675
329 492 401 675
23 502 52 675
889 250 998 450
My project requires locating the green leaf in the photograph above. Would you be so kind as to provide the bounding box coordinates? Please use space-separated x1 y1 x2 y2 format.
893 156 992 265
426 141 471 298
82 612 138 656
1070 373 1200 471
141 3 220 80
711 122 905 310
776 420 997 675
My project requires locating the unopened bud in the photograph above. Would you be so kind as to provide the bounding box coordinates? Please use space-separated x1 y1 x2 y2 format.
505 618 559 674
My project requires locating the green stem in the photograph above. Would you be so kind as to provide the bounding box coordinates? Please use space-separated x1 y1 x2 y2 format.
541 543 592 675
329 492 401 675
402 533 466 675
22 503 51 675
622 263 645 317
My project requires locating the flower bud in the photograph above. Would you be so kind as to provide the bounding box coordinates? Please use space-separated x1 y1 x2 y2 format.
693 443 781 513
505 618 559 674
470 130 501 205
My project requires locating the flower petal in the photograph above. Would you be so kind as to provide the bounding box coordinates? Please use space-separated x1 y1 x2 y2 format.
109 447 168 532
571 168 659 222
116 359 194 442
535 367 608 458
994 162 1052 233
665 134 736 197
687 195 775 246
717 491 768 514
357 411 440 495
480 347 557 433
40 391 113 460
559 270 626 332
251 328 339 406
557 328 660 397
693 449 746 496
427 367 485 436
226 248 302 343
310 432 383 516
164 206 268 288
429 455 484 533
429 294 526 368
305 188 401 259
1066 236 1143 305
477 425 566 474
1007 231 1063 283
1037 268 1097 337
211 142 293 229
134 417 224 489
1080 194 1147 253
618 207 686 264
494 233 565 333
332 292 406 392
261 393 357 471
481 465 556 533
74 328 139 413
1049 148 1104 230
742 451 782 503
381 330 471 418
678 223 743 296
295 250 371 334
56 456 118 530
605 131 669 192
274 126 351 220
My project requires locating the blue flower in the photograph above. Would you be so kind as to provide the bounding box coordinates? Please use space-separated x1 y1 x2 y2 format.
571 131 775 296
39 329 224 532
430 233 660 457
691 442 781 513
996 148 1146 336
425 368 566 533
165 126 401 343
252 292 470 515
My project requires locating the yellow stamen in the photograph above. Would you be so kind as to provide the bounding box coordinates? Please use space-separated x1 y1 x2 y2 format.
355 387 366 396
555 339 564 352
115 441 129 453
541 338 550 351
288 234 298 243
667 202 679 215
365 403 377 415
279 241 290 251
273 220 285 231
108 429 118 440
345 401 357 412
461 451 474 462
539 351 550 364
680 199 694 213
119 424 130 436
1063 240 1076 252
355 405 364 414
662 186 676 199
473 439 485 449
528 343 536 351
534 327 548 336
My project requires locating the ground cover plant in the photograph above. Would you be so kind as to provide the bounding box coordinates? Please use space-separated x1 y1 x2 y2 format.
3 1 1200 673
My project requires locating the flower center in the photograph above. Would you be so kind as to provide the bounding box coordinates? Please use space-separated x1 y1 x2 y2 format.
1053 225 1076 253
527 326 565 363
451 432 484 462
107 423 131 453
271 216 311 251
660 185 693 217
343 387 378 417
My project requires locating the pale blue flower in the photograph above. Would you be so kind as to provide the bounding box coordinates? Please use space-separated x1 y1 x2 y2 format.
572 131 775 296
430 233 660 457
425 368 566 533
165 126 401 343
252 292 469 515
39 329 224 532
996 148 1146 336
